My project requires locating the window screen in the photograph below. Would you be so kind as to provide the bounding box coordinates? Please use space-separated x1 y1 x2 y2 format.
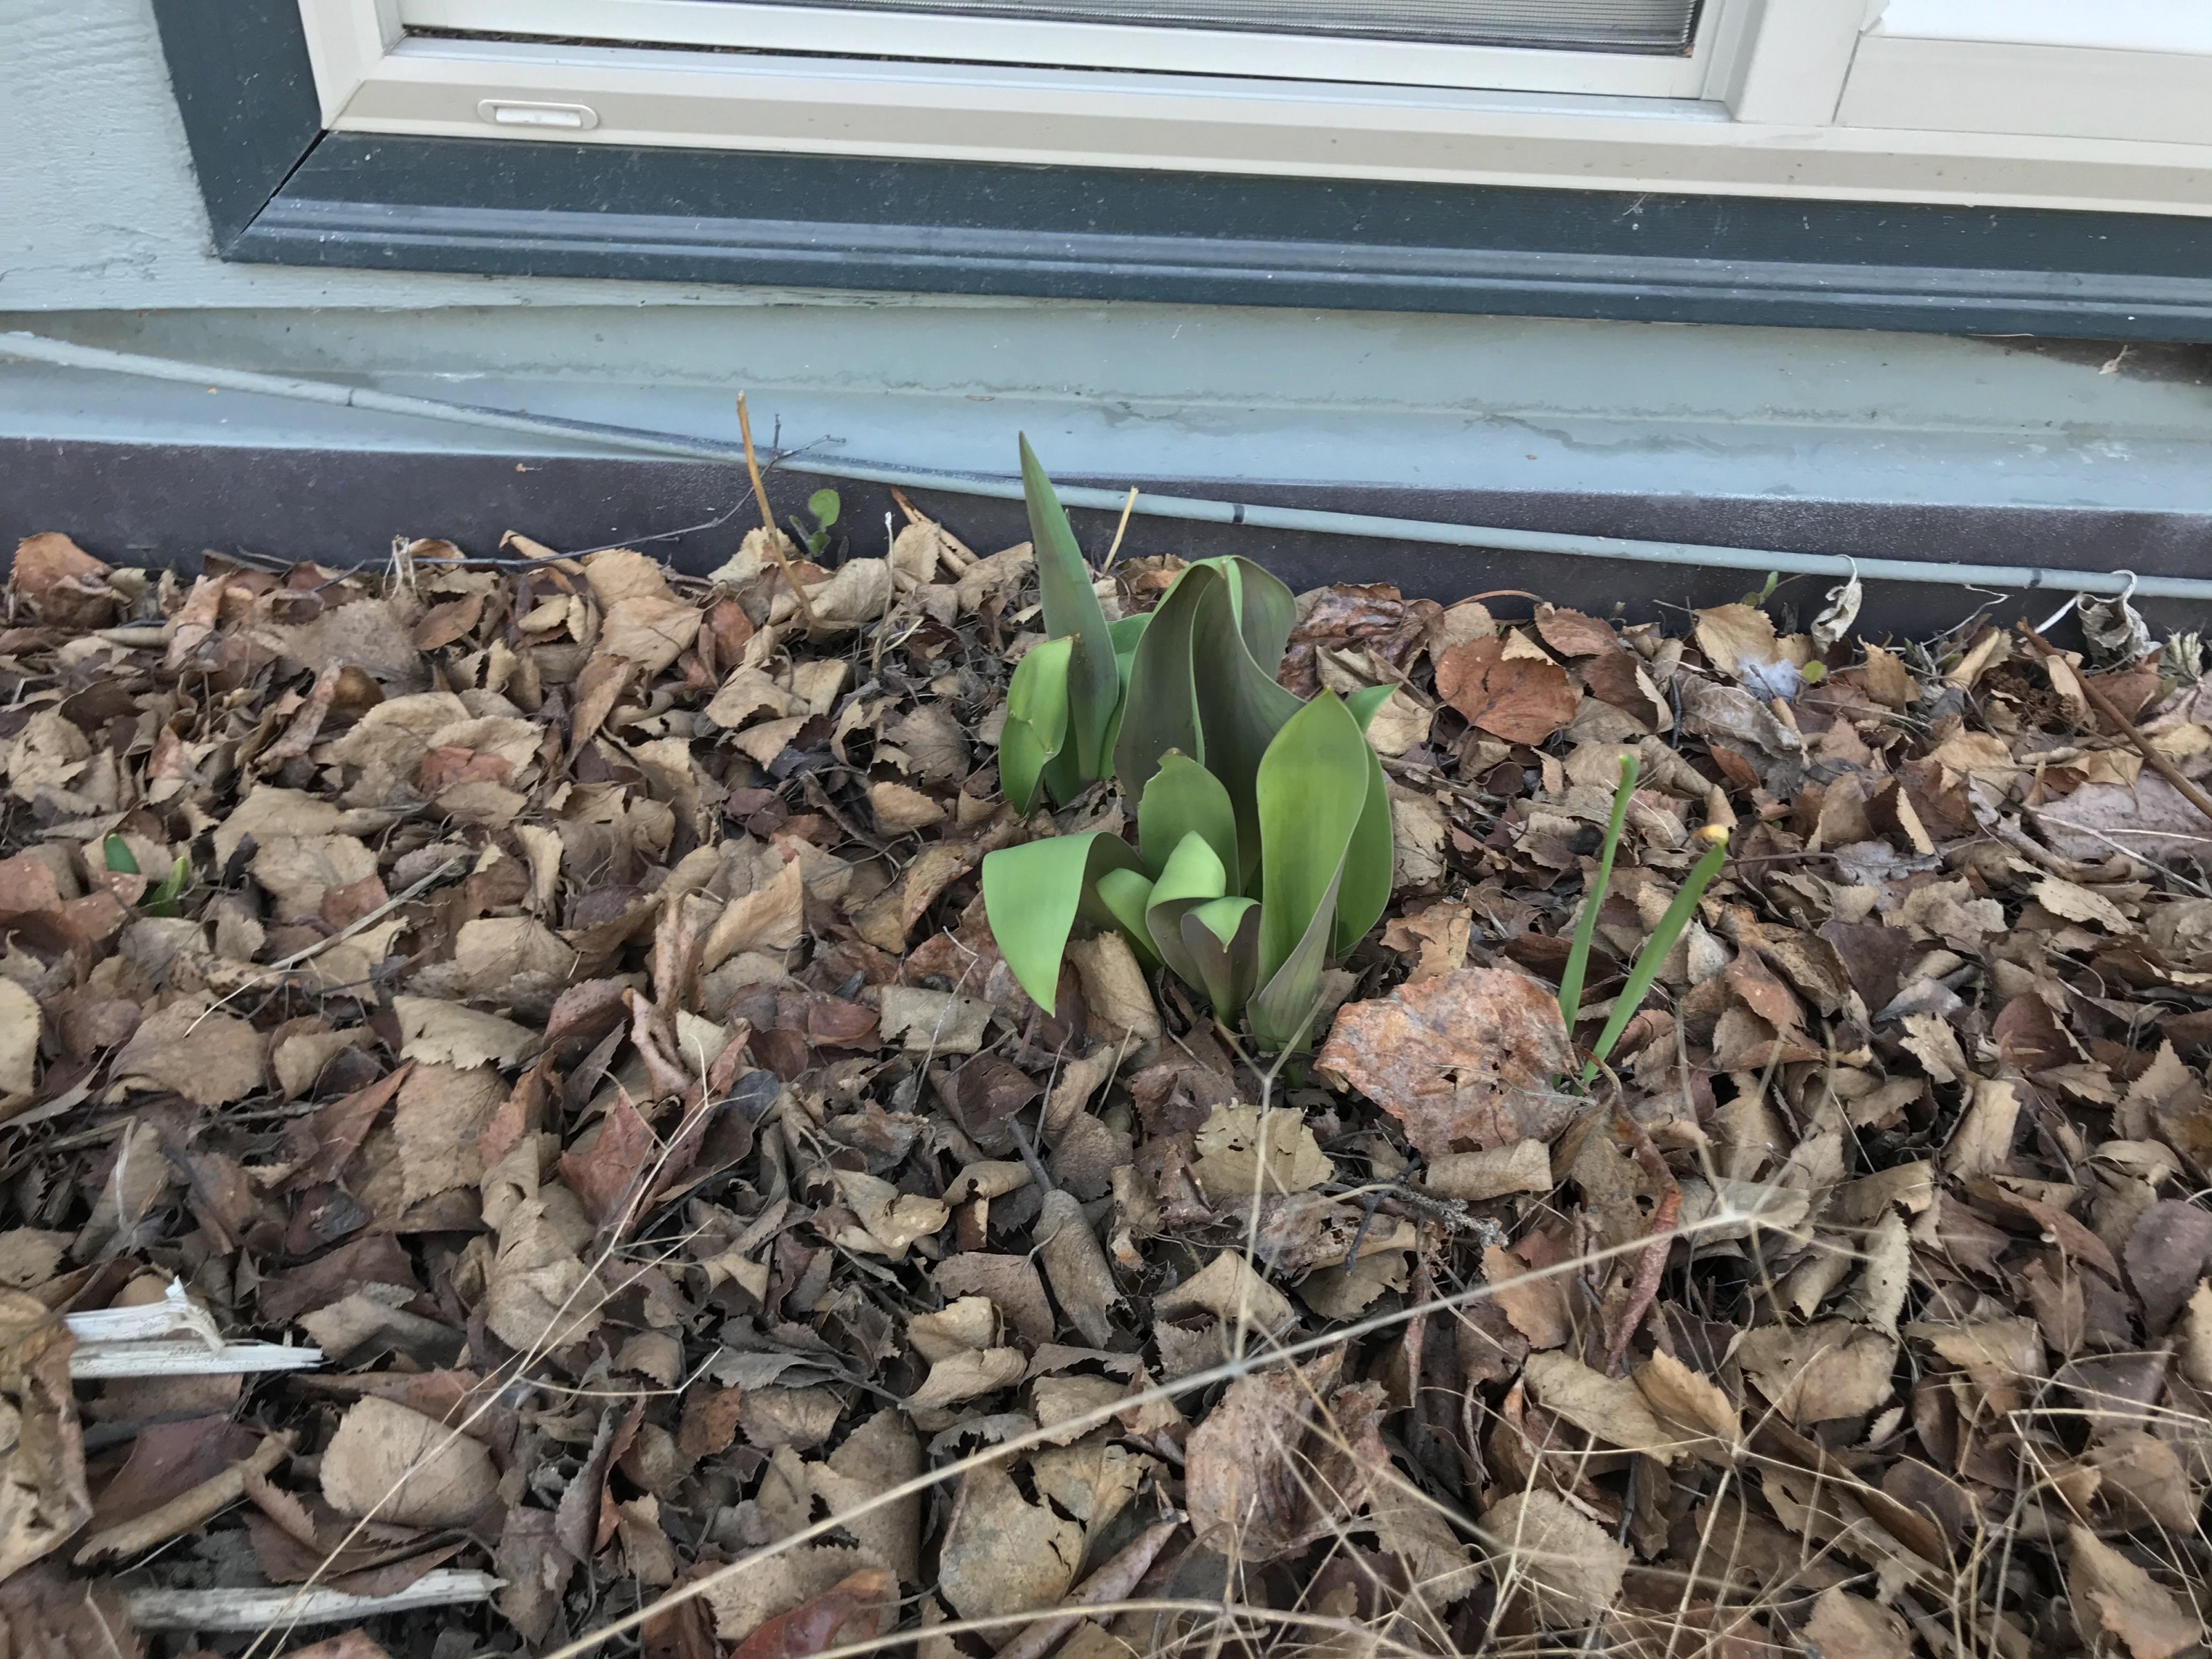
715 0 1704 52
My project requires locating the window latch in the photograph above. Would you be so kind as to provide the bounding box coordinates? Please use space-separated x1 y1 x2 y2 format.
476 100 600 131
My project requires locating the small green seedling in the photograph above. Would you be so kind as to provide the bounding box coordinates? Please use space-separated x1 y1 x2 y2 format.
1555 758 1732 1084
103 834 192 918
1580 820 1730 1084
788 488 841 559
1557 752 1638 1028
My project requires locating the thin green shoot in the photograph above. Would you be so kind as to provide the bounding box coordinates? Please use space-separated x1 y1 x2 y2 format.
1558 752 1638 1027
1580 823 1730 1085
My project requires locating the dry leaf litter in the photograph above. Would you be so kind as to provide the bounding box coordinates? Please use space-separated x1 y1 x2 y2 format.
0 521 2206 1659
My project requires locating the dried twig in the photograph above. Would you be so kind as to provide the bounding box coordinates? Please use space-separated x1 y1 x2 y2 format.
77 1432 292 1563
70 1338 323 1380
265 854 471 973
735 391 818 630
122 1572 503 1632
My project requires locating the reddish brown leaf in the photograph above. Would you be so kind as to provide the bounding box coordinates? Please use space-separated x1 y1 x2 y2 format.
729 1567 894 1659
1434 636 1577 744
1316 966 1573 1158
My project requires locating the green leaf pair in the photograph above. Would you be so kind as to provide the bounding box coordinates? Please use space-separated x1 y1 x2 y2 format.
1553 754 1733 1085
104 833 191 918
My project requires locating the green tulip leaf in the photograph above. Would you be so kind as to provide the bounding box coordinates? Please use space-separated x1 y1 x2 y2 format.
981 831 1141 1012
1188 571 1303 883
1138 751 1239 881
1208 554 1297 673
1020 436 1121 781
1255 689 1369 988
102 834 138 876
1249 858 1347 1052
1143 830 1228 990
1114 559 1212 805
1333 736 1394 957
1182 895 1259 1022
1094 866 1160 967
1347 683 1394 730
1000 636 1073 813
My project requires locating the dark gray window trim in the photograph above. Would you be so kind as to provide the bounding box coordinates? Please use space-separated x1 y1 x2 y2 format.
154 0 2212 339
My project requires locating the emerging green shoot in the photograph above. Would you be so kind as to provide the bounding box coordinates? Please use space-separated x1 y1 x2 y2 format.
1580 823 1730 1084
788 487 841 559
997 436 1132 811
103 834 192 918
1558 752 1638 1026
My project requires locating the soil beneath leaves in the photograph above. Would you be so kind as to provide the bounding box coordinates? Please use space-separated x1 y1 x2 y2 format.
0 520 2209 1659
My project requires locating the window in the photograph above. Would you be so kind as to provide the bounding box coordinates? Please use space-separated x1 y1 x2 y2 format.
296 0 2212 214
387 0 1721 95
151 0 2212 337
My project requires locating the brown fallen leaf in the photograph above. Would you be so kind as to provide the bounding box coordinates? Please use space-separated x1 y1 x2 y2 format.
1733 1322 1897 1425
1522 1350 1683 1461
1481 1487 1629 1624
393 1061 509 1207
1483 1244 1569 1349
108 995 265 1107
320 1396 499 1528
10 533 115 629
2124 1199 2212 1333
1435 636 1577 745
935 1458 1084 1624
1632 1349 1739 1459
1183 1355 1346 1559
728 1566 893 1659
1801 1588 1911 1659
1317 966 1574 1157
2067 1524 2201 1659
393 996 536 1070
0 1563 142 1657
0 1291 90 1580
1188 1104 1335 1200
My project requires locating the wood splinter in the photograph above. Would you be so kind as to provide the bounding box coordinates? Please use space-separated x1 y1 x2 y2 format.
76 1431 294 1564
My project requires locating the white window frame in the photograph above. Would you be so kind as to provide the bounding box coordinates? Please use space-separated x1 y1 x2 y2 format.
398 0 1721 97
296 0 2212 217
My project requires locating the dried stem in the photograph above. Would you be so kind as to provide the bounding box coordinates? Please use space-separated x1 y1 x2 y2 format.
735 391 818 630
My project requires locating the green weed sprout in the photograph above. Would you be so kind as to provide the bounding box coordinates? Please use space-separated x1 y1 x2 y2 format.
1582 821 1730 1084
789 488 840 559
1558 752 1638 1028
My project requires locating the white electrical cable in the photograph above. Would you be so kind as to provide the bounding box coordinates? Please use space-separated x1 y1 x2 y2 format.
6 329 2210 603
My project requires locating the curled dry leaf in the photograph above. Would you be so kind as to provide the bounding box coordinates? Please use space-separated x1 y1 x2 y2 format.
1317 966 1574 1158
